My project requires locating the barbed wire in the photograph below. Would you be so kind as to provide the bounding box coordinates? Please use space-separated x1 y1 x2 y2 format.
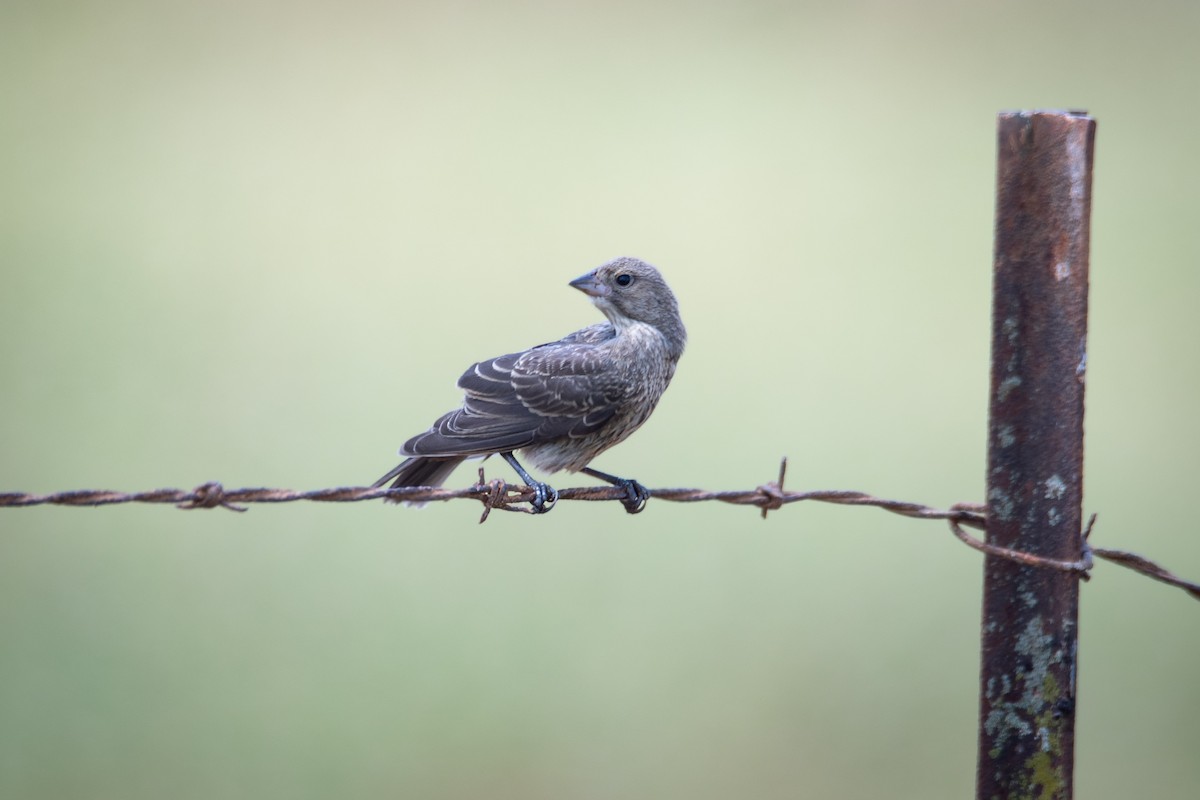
2 459 1196 602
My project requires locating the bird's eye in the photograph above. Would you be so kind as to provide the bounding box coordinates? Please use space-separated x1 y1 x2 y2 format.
615 274 634 287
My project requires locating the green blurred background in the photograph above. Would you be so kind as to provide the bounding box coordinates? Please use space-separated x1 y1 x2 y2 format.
2 1 1198 797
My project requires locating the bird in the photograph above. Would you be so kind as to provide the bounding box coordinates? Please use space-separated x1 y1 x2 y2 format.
372 256 686 514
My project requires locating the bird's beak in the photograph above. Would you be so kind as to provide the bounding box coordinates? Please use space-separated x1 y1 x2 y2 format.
569 271 609 298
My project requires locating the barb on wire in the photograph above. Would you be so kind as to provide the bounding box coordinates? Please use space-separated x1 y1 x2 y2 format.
1 458 1196 603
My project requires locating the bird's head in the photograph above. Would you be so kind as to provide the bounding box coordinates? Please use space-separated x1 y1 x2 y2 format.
570 257 686 352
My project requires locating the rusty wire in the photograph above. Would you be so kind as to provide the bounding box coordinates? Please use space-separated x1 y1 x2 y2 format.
1 460 1196 602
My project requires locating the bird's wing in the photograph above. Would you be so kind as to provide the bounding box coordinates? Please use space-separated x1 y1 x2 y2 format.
402 329 624 457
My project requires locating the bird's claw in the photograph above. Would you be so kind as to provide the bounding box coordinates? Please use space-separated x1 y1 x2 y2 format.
529 482 559 514
615 478 650 514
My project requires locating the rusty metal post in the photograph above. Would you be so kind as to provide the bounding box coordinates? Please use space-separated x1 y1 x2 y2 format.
978 110 1096 800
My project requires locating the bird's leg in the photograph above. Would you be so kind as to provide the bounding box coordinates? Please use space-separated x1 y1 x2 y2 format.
582 467 650 514
501 452 558 514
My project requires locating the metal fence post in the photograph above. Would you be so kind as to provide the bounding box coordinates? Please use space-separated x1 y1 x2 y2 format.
978 110 1096 799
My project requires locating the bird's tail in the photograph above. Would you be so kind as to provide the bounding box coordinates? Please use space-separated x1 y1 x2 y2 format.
372 456 465 506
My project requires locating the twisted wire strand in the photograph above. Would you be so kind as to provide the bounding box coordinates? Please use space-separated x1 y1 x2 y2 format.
2 462 1196 602
0 479 987 525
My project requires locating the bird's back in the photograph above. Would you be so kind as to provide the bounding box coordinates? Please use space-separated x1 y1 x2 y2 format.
402 320 679 473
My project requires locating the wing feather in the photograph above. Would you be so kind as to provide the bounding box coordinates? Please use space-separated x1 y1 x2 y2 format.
401 324 624 457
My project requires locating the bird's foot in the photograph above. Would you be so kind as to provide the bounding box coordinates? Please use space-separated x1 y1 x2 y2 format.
499 451 558 515
581 466 651 514
614 477 650 514
529 481 559 514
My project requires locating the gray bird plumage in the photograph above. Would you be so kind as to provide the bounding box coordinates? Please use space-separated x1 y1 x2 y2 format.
373 257 686 512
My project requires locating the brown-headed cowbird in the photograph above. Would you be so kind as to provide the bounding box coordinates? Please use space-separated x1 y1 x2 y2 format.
373 256 686 513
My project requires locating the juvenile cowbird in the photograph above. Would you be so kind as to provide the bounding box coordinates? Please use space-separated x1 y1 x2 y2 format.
373 256 686 513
